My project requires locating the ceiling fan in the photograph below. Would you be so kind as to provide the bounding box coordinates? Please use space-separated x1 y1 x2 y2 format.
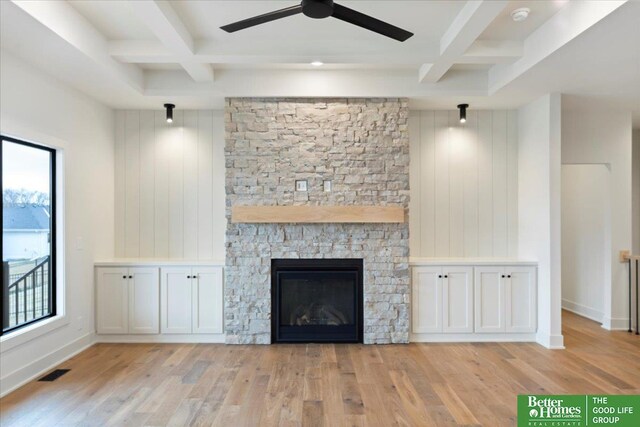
220 0 414 42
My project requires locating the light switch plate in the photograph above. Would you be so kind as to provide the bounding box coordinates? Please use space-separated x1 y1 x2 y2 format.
295 180 308 192
323 180 332 192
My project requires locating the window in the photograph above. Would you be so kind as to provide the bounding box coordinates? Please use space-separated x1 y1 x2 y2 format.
1 136 56 336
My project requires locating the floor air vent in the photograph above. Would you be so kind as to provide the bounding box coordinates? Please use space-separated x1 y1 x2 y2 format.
38 369 70 382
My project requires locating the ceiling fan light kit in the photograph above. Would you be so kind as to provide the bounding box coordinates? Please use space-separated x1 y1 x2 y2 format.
221 0 414 42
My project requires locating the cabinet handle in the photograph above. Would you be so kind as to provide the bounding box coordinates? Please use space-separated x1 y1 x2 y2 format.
501 275 505 278
129 275 133 279
444 275 448 279
122 275 127 279
508 275 512 278
187 275 191 279
438 275 442 278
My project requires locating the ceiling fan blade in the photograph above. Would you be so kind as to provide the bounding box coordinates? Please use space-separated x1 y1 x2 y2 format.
331 3 413 42
221 5 303 33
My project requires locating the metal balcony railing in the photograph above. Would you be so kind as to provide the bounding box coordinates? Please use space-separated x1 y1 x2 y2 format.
3 256 51 329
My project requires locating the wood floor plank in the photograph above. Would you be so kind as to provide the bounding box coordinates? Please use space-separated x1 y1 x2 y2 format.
1 311 639 426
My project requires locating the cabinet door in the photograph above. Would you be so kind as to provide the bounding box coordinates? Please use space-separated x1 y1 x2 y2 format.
442 267 473 333
161 267 193 333
506 266 537 333
412 267 442 333
96 267 129 334
129 268 159 334
474 267 505 333
192 267 224 334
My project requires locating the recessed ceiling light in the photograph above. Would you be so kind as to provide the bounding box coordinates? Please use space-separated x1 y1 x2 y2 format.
511 8 530 22
311 61 324 67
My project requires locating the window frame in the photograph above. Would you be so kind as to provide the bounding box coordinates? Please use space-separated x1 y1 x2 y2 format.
1 135 57 336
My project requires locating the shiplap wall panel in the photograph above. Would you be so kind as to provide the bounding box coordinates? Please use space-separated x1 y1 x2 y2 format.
139 111 155 257
197 110 214 260
154 111 170 258
478 110 494 256
115 110 225 260
492 111 508 257
449 111 464 256
168 111 184 258
211 111 226 259
124 110 140 257
183 111 199 259
434 111 450 256
462 110 479 257
408 112 422 256
115 111 126 257
409 110 518 258
507 110 519 256
419 111 436 257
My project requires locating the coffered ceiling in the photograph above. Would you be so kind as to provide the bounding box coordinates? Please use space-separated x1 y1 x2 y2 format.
1 0 638 124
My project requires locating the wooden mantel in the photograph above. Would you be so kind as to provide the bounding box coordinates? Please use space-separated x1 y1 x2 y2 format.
231 205 405 224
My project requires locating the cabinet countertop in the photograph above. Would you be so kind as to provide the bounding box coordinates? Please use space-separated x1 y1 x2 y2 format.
409 258 538 266
95 259 225 267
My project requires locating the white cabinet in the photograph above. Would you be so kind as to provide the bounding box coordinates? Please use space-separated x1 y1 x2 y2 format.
412 266 472 333
161 268 193 333
505 266 537 333
412 267 442 333
442 267 473 333
412 262 537 340
474 266 537 333
192 267 224 334
474 267 505 333
161 267 224 334
96 267 159 334
96 267 129 334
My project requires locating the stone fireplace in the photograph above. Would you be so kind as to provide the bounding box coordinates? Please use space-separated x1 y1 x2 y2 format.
225 98 410 344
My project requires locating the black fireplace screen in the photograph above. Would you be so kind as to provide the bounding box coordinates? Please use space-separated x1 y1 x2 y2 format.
271 259 363 343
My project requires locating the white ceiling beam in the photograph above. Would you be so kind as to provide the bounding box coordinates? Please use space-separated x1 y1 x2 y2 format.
108 39 441 66
458 40 522 65
11 0 144 92
419 0 508 83
488 0 628 94
128 0 214 83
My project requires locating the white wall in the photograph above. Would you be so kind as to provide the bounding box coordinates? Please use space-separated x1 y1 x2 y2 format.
518 94 563 349
114 111 226 260
562 97 633 330
633 130 640 255
409 110 518 258
561 165 609 321
0 51 114 396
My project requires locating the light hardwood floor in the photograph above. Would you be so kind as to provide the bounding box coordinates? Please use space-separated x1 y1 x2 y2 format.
1 311 639 426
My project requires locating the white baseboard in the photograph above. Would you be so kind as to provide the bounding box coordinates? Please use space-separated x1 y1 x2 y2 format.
601 317 631 331
410 333 537 343
95 334 225 344
0 333 95 398
536 333 565 349
562 299 603 323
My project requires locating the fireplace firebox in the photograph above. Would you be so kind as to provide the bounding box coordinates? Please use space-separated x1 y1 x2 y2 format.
271 259 363 343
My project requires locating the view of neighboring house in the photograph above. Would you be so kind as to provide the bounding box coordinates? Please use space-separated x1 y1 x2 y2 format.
2 204 50 262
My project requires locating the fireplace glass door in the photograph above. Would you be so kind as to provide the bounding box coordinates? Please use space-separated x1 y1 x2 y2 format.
271 259 363 343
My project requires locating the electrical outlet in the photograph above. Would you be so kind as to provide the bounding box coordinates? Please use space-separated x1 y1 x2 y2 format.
620 250 630 262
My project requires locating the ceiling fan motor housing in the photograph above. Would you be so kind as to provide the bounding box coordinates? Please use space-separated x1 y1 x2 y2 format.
302 0 334 19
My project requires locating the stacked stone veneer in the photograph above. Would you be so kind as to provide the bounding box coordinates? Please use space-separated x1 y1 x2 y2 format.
225 98 410 344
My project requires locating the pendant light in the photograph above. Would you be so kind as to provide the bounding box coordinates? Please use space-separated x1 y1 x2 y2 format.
457 104 469 124
164 103 175 123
